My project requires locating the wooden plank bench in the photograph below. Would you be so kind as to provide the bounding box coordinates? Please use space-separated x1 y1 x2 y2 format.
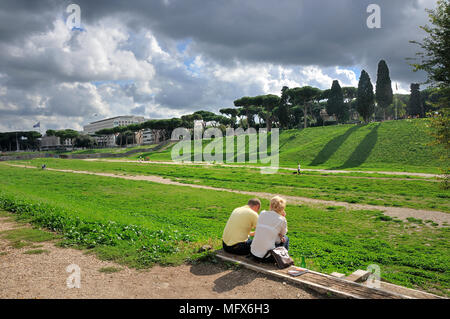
215 250 443 299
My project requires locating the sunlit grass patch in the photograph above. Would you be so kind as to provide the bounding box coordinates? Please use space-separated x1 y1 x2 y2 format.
24 249 49 255
0 210 11 217
0 228 59 243
98 266 123 273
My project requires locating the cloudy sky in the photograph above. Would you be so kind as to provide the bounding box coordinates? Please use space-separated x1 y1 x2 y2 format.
0 0 437 132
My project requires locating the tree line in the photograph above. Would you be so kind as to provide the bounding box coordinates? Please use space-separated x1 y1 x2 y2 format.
225 60 445 131
0 131 42 152
88 58 445 146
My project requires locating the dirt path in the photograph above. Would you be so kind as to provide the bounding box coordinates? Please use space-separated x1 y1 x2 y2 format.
84 159 442 178
6 163 450 226
0 215 318 299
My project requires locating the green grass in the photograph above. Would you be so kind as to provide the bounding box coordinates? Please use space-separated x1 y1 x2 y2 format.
64 145 158 155
278 119 442 173
0 151 49 157
98 266 123 273
0 227 59 249
0 210 11 217
3 119 444 174
0 165 448 296
0 228 58 243
0 145 158 157
407 217 424 225
23 249 49 255
13 158 449 212
124 119 442 174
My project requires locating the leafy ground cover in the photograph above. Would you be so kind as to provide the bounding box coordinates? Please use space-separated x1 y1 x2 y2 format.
13 159 449 212
0 165 448 296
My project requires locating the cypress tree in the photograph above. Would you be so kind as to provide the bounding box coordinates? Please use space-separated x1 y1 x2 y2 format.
375 60 393 120
408 83 423 117
278 86 291 129
326 80 345 123
357 70 375 123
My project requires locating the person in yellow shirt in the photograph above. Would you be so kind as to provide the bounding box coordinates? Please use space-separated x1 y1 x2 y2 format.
222 198 261 255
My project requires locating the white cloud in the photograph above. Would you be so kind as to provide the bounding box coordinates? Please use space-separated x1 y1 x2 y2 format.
2 18 156 85
335 67 358 87
0 3 420 133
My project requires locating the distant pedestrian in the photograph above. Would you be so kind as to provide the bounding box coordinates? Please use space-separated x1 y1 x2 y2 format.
41 164 46 170
297 162 301 175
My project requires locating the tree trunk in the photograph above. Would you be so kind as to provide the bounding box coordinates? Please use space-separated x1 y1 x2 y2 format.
266 114 273 132
304 104 308 129
245 108 250 128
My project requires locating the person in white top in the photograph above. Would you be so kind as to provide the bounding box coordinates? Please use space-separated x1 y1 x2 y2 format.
250 196 289 262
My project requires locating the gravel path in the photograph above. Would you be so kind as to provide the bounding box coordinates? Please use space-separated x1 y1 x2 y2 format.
5 163 450 226
0 216 317 299
84 159 443 178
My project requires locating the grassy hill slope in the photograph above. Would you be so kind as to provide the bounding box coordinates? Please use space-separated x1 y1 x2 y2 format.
129 119 442 173
279 119 442 173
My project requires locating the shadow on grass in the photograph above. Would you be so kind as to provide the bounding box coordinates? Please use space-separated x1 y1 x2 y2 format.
334 123 380 169
310 125 361 166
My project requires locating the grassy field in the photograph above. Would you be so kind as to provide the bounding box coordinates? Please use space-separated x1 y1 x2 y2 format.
3 119 442 174
125 119 443 174
0 145 157 157
64 145 158 155
12 159 449 212
0 164 449 296
0 119 448 296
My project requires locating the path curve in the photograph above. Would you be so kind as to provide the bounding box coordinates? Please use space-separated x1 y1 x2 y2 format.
5 163 449 226
83 159 443 178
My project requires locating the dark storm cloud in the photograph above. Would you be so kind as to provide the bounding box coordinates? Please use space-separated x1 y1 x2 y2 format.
0 0 62 43
0 0 437 131
0 0 435 76
72 0 433 82
0 0 434 88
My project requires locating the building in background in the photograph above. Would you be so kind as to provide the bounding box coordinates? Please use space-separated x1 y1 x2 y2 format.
83 115 149 147
40 134 76 151
141 130 157 145
83 115 147 135
40 135 61 151
319 109 336 123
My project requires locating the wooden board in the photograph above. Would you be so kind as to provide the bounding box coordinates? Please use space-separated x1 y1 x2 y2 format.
216 250 443 299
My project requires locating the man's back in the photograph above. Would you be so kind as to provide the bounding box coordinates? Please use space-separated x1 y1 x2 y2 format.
222 205 258 246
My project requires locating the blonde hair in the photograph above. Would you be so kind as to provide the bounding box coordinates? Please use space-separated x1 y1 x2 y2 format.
270 196 286 215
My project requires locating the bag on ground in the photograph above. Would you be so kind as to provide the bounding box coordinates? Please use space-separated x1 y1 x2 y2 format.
269 247 294 269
